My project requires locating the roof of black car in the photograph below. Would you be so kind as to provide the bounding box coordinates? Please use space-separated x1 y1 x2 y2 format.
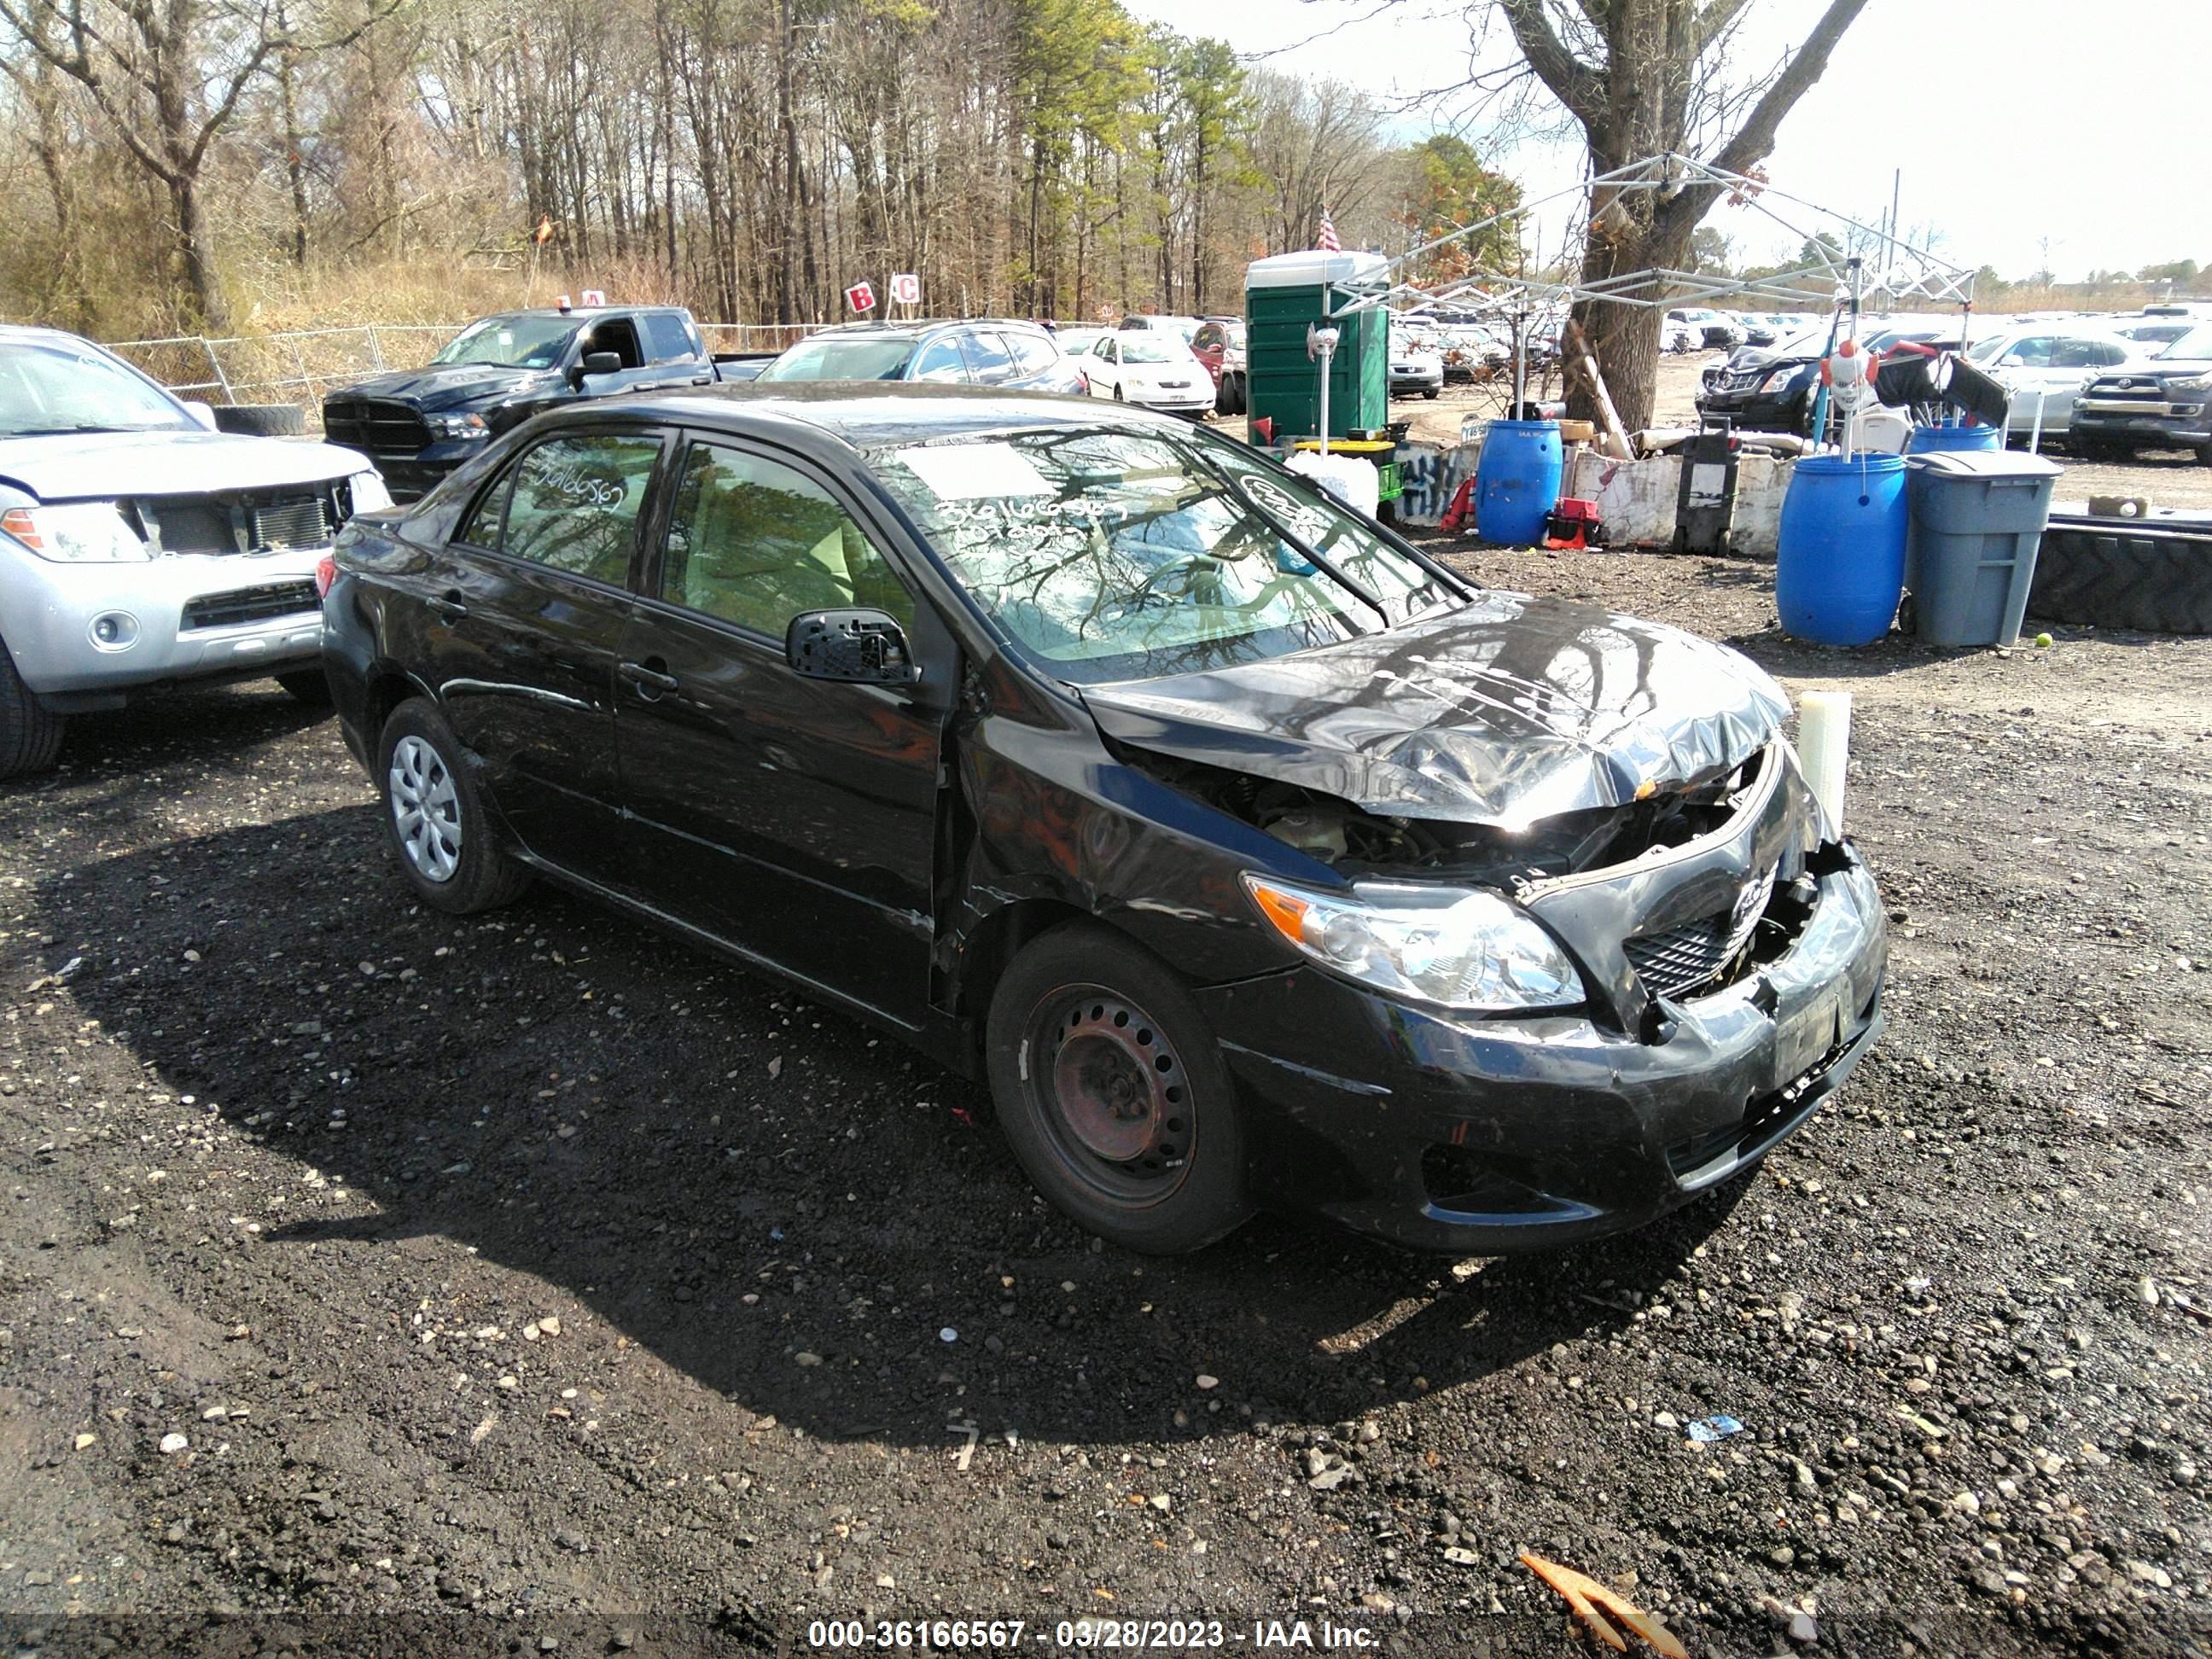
572 382 1178 451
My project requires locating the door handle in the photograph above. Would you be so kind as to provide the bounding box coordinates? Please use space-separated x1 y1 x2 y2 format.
431 590 469 624
620 658 680 699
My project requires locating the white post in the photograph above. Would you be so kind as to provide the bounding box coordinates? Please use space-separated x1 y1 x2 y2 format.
1799 691 1852 833
2029 388 2048 455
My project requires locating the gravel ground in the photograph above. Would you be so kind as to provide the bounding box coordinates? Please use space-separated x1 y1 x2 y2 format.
3 548 2210 1657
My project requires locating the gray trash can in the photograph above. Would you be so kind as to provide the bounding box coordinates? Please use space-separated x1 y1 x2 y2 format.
1905 450 2063 647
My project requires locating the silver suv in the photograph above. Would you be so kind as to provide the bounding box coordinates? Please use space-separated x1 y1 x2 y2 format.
0 325 387 777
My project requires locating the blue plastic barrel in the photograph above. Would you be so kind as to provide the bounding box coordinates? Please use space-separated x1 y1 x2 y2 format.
1474 419 1563 544
1776 453 1910 646
1906 422 2001 454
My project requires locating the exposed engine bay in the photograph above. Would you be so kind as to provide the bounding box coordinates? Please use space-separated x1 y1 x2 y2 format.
1133 743 1776 887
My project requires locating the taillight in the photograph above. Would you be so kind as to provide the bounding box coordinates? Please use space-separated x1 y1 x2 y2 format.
314 551 338 598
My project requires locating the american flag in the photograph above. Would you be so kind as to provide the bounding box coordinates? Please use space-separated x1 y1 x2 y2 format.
1315 210 1340 253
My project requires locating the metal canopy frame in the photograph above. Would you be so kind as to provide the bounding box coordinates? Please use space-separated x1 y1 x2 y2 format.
1330 151 1977 323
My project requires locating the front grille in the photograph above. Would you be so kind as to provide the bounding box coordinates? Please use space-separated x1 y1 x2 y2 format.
1624 868 1777 1001
2087 379 2163 402
251 496 329 550
323 398 430 458
180 580 320 632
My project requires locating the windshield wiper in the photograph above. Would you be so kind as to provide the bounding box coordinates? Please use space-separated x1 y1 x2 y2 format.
1184 448 1387 619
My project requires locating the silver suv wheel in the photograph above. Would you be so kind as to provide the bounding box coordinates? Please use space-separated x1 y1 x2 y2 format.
387 733 462 882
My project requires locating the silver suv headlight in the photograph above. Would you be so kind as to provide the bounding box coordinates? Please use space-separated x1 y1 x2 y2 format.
1243 873 1586 1011
1 502 150 563
2163 372 2212 394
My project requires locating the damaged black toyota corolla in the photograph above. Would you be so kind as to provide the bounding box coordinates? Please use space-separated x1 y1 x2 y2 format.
321 385 1886 1254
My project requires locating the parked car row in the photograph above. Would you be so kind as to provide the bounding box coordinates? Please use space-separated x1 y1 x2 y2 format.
1691 306 2212 457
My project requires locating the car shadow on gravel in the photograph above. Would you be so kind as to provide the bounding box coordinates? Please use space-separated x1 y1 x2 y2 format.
36 679 335 783
35 806 1746 1452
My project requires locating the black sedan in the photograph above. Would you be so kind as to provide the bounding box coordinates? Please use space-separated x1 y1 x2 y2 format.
320 387 1887 1254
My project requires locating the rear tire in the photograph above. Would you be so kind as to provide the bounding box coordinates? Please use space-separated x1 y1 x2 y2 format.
986 922 1252 1254
0 637 66 780
375 698 531 914
211 403 307 437
276 667 333 705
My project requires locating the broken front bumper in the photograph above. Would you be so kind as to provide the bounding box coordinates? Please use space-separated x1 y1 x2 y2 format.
1198 848 1884 1253
1196 745 1887 1253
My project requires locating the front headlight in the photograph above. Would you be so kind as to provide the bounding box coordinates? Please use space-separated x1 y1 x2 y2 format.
1243 873 1586 1012
429 412 488 440
347 469 393 513
2163 372 2212 394
1760 367 1801 393
0 502 150 563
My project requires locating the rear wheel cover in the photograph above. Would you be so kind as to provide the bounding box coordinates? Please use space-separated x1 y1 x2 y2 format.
387 732 463 882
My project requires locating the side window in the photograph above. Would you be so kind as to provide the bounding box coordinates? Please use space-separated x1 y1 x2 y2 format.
456 469 515 549
499 432 661 585
911 337 969 382
2093 341 2128 367
581 317 645 370
1007 332 1058 375
958 330 1016 383
1095 337 1118 362
2007 336 2052 368
643 313 696 364
661 442 914 638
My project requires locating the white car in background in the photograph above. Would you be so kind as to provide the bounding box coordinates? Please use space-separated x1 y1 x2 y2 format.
1962 323 2145 441
1388 329 1444 399
0 324 385 777
1075 332 1214 416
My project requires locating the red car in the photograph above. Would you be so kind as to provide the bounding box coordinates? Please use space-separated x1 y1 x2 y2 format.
1189 319 1248 415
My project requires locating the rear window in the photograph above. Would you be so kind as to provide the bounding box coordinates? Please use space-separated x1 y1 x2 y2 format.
1006 332 1060 375
759 335 917 381
643 313 698 364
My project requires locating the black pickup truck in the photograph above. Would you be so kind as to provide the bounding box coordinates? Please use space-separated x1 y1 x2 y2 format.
323 306 732 499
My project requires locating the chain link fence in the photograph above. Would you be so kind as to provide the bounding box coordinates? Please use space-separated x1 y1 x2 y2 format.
102 322 826 430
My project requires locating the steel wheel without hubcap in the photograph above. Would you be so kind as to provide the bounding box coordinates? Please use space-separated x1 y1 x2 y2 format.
1029 986 1190 1205
387 733 462 882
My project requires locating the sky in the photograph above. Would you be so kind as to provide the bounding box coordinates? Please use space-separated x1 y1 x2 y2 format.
1119 0 2212 283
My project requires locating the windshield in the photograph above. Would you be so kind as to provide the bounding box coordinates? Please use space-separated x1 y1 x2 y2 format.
2160 323 2212 359
433 316 580 370
869 427 1456 684
758 335 917 381
1118 336 1187 365
0 341 192 436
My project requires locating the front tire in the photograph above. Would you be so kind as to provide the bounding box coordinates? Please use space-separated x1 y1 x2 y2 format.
0 637 65 779
375 699 530 913
986 923 1251 1254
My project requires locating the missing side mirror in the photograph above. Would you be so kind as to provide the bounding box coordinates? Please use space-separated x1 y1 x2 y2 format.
786 608 919 685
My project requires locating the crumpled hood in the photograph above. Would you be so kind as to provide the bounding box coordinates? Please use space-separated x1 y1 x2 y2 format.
1081 591 1791 827
330 363 559 411
0 430 370 503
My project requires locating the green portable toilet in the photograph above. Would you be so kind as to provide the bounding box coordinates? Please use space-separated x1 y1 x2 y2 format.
1245 250 1390 443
